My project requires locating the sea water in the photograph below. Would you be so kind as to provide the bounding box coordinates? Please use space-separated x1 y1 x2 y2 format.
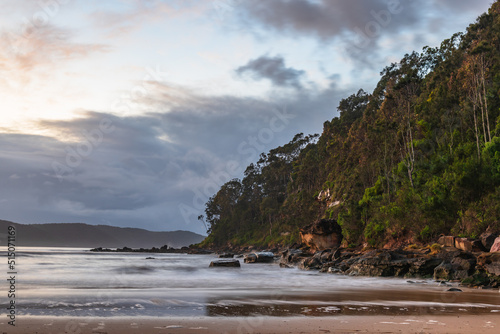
3 247 500 317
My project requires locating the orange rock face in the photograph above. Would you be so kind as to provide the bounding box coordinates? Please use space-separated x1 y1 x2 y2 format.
299 219 342 251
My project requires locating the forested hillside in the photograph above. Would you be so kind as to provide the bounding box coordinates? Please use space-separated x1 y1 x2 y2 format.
199 2 500 249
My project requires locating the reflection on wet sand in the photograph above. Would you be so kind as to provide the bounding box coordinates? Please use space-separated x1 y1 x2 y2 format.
206 288 500 316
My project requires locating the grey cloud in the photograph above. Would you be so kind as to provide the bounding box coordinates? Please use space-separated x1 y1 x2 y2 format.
235 0 491 68
437 0 493 12
238 0 419 40
237 0 489 41
0 80 348 234
234 0 421 68
235 55 305 89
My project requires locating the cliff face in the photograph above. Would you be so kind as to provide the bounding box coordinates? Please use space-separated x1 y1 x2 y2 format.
200 1 500 249
299 219 343 251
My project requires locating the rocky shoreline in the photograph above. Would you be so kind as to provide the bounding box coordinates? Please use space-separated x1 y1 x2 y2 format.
208 230 500 290
90 229 500 290
278 245 500 289
90 245 212 254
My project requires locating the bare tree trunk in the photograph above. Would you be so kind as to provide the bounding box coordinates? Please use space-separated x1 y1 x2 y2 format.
269 214 272 237
480 55 491 142
383 140 391 199
473 105 481 160
478 88 487 144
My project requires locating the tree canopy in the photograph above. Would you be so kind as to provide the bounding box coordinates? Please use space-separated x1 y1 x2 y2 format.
199 1 500 248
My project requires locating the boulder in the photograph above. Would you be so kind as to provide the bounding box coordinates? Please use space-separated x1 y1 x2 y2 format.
299 256 323 270
490 237 500 253
345 250 410 277
332 248 342 260
299 219 343 251
209 259 241 268
480 232 498 250
433 262 453 280
407 258 443 278
450 253 476 280
437 236 456 248
477 253 500 276
454 238 473 252
434 251 477 280
280 249 309 267
244 252 275 263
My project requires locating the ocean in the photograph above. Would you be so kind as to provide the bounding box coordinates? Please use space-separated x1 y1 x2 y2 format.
4 247 500 318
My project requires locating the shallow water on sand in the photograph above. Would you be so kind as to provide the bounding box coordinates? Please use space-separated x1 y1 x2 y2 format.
5 247 500 317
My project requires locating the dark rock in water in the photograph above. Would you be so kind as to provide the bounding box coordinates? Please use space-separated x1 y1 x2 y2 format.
438 281 451 286
209 259 241 268
218 253 234 258
447 288 462 292
280 249 308 267
245 253 257 263
299 256 323 270
244 252 275 263
188 248 213 254
345 250 411 277
300 219 343 251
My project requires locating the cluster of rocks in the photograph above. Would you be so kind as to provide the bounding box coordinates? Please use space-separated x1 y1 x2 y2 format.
207 219 500 289
278 231 500 289
209 251 277 268
90 245 212 254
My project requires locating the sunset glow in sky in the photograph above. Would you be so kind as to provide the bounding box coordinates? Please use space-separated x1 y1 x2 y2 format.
0 0 494 234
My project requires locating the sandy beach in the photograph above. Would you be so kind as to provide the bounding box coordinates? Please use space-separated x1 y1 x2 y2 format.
3 314 500 334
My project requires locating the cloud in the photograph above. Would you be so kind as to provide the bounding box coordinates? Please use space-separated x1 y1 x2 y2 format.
234 0 492 68
89 0 205 38
437 0 493 12
238 0 418 40
235 55 305 89
0 24 109 86
0 76 348 233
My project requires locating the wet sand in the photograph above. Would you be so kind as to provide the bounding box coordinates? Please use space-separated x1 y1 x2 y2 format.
3 314 500 334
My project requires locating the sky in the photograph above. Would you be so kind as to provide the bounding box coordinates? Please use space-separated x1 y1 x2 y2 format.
0 0 494 235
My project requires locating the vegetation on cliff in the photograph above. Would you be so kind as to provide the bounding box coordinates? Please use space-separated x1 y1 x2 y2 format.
199 2 500 249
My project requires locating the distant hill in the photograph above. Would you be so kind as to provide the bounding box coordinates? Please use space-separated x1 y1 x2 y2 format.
0 220 205 248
